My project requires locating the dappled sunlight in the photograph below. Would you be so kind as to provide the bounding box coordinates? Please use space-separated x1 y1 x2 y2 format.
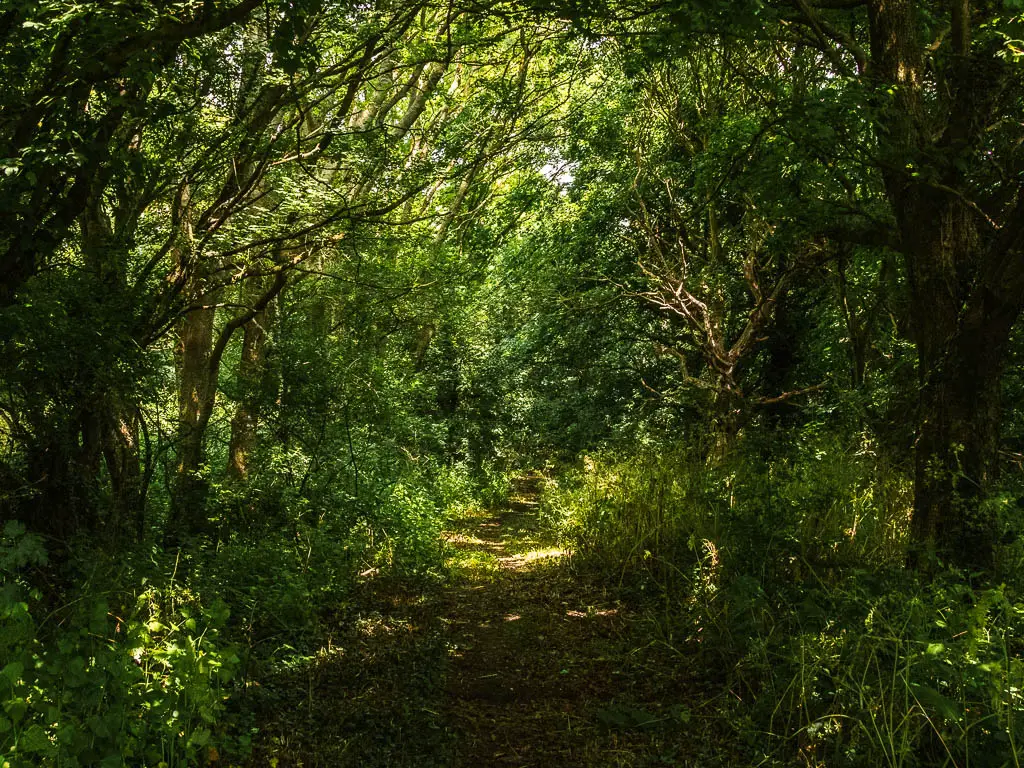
8 0 1020 762
243 575 451 767
444 550 501 576
498 546 566 570
565 608 617 619
357 616 411 638
435 484 694 767
442 532 504 550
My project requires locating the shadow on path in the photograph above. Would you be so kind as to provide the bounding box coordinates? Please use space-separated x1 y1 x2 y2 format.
439 474 629 766
244 474 699 768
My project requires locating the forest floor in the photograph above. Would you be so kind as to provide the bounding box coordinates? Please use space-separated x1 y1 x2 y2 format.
243 476 721 767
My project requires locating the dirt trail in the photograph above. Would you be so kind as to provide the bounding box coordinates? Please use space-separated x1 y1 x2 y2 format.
246 475 697 768
440 474 630 766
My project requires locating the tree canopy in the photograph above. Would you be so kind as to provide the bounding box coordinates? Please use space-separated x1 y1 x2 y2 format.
1 1 1023 765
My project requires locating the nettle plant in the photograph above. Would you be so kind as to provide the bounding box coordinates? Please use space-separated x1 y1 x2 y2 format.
1 523 242 767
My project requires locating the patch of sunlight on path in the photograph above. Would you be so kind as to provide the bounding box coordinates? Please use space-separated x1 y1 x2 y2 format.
245 473 702 768
440 474 638 767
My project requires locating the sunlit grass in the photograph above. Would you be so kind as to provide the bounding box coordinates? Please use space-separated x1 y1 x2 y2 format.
442 532 500 548
445 548 501 578
566 607 617 618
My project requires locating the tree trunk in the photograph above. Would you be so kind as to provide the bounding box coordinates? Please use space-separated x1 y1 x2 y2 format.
173 261 291 536
102 404 147 541
865 0 1024 570
891 176 1014 569
174 296 218 534
906 195 1015 567
81 185 148 542
889 162 1024 571
227 282 276 481
835 247 868 387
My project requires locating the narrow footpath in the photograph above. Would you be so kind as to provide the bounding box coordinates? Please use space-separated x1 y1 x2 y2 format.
245 475 703 767
440 474 634 765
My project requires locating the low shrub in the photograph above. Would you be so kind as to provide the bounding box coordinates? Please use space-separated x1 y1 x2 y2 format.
1 523 242 768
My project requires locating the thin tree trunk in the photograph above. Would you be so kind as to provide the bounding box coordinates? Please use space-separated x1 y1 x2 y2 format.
174 293 218 533
102 403 146 541
227 281 276 481
173 260 292 536
835 247 868 387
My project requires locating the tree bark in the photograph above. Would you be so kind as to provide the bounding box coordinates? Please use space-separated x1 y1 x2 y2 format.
174 291 219 534
102 404 147 540
173 260 292 535
227 280 277 481
866 0 1024 569
902 188 1002 566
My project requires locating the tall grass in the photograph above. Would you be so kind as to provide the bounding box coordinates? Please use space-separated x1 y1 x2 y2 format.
539 436 1023 767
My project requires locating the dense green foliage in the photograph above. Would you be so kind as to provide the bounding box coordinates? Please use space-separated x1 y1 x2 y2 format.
1 0 1023 765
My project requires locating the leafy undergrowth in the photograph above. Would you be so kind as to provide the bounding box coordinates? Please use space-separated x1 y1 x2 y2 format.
238 465 1024 768
241 474 737 768
541 452 1024 767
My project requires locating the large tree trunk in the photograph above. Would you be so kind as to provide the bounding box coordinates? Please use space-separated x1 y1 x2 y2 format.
903 191 1008 568
866 0 1023 569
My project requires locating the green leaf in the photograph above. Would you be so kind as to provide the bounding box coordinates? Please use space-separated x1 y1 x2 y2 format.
19 723 52 753
4 698 27 725
188 727 211 748
1 661 23 684
911 683 961 722
925 642 945 657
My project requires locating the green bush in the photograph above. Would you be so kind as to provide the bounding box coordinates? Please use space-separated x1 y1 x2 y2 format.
370 480 445 576
1 523 242 768
430 462 478 516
